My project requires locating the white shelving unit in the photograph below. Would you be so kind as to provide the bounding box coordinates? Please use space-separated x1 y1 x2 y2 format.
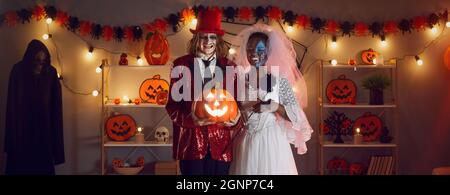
100 62 174 175
318 61 399 175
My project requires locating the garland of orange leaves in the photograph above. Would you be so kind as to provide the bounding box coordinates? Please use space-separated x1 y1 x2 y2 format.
0 4 447 41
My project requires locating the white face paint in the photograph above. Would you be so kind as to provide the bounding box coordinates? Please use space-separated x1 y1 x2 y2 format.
199 33 217 58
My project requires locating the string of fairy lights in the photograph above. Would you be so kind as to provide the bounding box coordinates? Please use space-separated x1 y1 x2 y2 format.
35 11 450 97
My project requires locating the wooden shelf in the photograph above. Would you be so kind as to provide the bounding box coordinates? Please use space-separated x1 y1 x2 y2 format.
104 140 172 147
323 64 396 69
322 103 397 108
105 103 166 108
108 65 167 67
321 141 397 148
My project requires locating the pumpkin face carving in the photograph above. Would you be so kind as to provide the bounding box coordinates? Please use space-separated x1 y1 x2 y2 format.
139 75 169 104
144 31 170 65
192 88 238 123
327 157 348 174
326 75 357 104
353 112 383 142
156 91 169 105
361 48 378 65
106 114 137 141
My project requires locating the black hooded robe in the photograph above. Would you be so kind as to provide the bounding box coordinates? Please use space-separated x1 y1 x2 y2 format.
4 40 64 175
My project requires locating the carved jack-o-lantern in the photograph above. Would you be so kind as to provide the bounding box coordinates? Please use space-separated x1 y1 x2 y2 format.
349 163 364 175
327 157 348 174
192 88 239 123
154 126 170 143
112 158 124 168
444 45 450 70
353 112 383 142
326 75 357 104
136 156 145 167
144 31 170 65
139 75 169 104
106 114 137 141
361 48 378 65
156 91 169 105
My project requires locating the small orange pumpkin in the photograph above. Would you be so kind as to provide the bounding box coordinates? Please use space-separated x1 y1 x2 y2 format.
114 98 121 105
348 58 356 66
106 114 137 141
353 112 383 142
156 91 169 105
136 156 145 167
192 88 239 123
361 48 378 65
139 75 169 104
112 158 124 168
326 74 357 104
144 31 170 65
349 163 364 175
134 98 141 105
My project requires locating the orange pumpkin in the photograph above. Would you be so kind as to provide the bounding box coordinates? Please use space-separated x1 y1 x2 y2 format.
192 88 238 123
348 58 356 65
134 98 141 105
136 156 145 167
326 74 357 104
156 91 169 105
444 45 450 70
105 114 137 141
327 157 348 173
353 112 383 142
114 98 121 105
112 158 124 168
361 48 378 65
144 31 170 65
139 75 169 104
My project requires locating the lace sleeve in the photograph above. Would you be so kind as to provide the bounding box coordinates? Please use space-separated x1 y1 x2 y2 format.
279 78 313 154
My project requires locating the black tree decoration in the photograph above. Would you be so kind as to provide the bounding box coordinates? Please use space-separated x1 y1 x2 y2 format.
324 111 353 143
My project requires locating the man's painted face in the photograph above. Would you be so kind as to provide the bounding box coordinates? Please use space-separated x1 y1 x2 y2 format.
199 33 217 56
246 35 268 68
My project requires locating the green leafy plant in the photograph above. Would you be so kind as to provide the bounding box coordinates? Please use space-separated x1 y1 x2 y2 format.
362 74 392 90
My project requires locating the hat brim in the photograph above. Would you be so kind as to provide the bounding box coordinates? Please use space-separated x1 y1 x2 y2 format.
190 29 224 36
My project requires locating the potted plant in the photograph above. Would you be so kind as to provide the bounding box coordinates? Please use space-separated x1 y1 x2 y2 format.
362 74 392 105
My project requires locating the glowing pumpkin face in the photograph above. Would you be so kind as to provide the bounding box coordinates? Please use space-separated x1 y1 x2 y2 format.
139 75 169 104
361 48 378 65
144 31 170 65
326 74 357 104
353 112 383 142
106 114 137 141
192 88 238 123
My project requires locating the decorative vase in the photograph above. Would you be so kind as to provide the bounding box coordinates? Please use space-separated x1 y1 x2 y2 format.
369 88 384 105
334 133 344 143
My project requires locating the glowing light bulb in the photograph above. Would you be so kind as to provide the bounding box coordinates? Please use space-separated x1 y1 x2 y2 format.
42 33 51 40
381 40 387 47
356 128 360 134
137 127 143 133
92 90 99 97
331 36 337 49
430 26 438 35
228 48 236 55
46 18 53 24
373 58 377 65
331 59 338 66
86 47 94 59
287 25 294 33
123 95 129 103
191 18 198 27
57 73 61 79
95 66 102 74
137 56 144 65
446 21 450 28
415 56 423 66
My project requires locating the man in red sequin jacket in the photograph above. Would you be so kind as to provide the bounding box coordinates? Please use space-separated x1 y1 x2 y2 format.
165 8 243 175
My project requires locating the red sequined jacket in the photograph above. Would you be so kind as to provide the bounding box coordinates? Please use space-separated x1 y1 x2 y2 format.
166 54 243 162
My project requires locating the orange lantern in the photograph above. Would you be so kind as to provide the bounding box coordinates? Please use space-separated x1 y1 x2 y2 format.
114 98 121 105
144 31 170 65
192 88 238 123
361 48 379 65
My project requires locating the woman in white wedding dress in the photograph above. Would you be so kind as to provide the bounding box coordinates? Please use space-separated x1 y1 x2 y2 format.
230 24 313 175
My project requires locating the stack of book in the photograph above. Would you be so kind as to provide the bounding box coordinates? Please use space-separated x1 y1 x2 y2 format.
367 155 395 175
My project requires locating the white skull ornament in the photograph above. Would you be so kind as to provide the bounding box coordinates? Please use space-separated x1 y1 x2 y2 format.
154 126 170 143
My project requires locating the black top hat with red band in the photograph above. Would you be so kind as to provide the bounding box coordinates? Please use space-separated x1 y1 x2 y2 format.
190 8 224 36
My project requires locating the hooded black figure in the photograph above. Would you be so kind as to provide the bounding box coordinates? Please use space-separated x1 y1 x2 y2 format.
4 39 64 175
